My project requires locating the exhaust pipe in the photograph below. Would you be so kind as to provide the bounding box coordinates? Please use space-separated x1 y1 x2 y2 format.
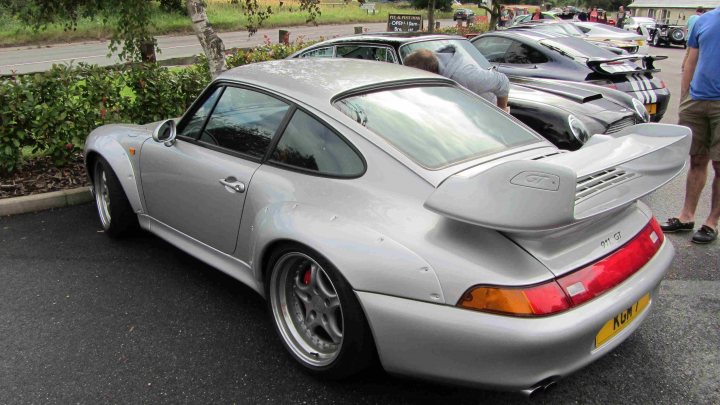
520 377 559 398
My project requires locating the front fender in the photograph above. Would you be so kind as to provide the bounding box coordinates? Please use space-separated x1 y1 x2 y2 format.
84 124 150 214
249 202 446 304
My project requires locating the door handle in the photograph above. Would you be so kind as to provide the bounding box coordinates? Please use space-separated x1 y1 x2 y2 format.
219 177 246 193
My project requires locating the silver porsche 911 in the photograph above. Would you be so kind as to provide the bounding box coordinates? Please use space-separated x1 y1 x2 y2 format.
84 59 690 395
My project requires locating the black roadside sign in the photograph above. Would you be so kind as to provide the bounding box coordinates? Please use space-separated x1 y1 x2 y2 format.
387 14 423 32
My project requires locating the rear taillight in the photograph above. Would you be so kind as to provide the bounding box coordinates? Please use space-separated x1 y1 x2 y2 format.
457 218 664 317
659 80 667 89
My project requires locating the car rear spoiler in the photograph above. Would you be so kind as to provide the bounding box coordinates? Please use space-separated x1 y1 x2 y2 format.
586 54 668 76
424 124 690 233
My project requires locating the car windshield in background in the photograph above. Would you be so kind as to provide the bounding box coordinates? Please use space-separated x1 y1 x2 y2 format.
538 24 585 37
333 86 540 169
399 39 492 69
539 36 618 60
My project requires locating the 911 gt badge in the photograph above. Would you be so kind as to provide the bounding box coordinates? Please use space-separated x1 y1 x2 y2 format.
510 172 560 191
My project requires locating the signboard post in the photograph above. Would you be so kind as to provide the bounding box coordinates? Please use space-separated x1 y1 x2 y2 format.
386 14 423 32
360 3 376 14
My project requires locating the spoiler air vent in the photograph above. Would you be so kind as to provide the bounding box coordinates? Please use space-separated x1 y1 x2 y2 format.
605 117 638 134
532 152 563 160
576 168 637 203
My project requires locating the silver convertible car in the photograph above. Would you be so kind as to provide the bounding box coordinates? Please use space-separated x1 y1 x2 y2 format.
84 59 689 394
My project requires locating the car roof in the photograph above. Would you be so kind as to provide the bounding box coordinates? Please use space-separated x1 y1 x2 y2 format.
305 32 466 47
485 30 566 41
217 58 452 105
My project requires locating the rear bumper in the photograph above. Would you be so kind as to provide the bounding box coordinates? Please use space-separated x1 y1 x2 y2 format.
624 87 670 121
357 239 674 391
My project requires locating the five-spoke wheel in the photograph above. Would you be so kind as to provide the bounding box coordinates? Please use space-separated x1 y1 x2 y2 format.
267 244 375 377
270 252 344 366
92 157 137 237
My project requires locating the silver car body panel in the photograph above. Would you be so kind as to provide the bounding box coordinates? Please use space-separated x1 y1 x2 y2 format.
84 124 153 214
358 238 673 390
139 138 259 254
84 59 684 391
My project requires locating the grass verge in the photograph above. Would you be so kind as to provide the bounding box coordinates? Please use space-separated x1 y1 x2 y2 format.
0 1 464 48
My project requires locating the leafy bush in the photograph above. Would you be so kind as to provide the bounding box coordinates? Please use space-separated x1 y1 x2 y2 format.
0 63 210 174
437 22 490 36
225 35 317 68
0 37 319 175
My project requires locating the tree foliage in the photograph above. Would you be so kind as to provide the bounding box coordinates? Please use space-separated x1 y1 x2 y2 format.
410 0 453 13
0 0 322 65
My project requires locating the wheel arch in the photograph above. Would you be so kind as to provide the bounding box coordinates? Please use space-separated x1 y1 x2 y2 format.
84 126 147 214
249 202 446 304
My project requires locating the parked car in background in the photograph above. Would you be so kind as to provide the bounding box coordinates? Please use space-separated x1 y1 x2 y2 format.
453 8 475 21
471 30 669 121
574 21 649 52
649 23 687 48
510 12 558 26
623 16 657 34
291 33 651 150
508 21 642 54
85 57 689 394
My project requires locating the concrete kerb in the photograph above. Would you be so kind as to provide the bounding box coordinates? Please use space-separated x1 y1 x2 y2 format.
0 187 93 217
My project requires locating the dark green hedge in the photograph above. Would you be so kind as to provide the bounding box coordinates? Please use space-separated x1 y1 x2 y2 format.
0 63 208 174
0 38 312 175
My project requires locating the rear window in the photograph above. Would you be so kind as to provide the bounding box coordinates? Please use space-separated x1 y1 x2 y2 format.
333 86 540 169
399 39 492 69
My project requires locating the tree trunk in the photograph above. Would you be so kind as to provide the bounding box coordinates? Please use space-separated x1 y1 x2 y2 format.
427 0 436 33
479 4 500 30
186 0 227 78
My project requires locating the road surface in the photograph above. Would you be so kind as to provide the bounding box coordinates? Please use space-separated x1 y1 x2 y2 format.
0 20 452 75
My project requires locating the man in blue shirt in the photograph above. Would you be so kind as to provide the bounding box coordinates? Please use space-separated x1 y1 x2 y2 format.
661 7 720 244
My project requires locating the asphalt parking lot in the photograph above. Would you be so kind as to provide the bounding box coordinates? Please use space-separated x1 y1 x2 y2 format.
1 47 718 404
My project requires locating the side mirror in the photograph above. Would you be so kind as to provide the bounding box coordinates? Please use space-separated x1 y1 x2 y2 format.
152 119 177 147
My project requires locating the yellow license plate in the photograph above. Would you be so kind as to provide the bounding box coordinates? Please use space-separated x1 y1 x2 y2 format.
595 294 650 348
645 104 657 115
637 40 646 46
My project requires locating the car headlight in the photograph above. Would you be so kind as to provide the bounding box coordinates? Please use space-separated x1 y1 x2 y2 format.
632 98 650 122
568 115 590 143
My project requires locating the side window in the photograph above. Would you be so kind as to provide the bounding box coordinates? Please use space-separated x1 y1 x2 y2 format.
525 45 549 64
505 41 548 64
300 47 334 58
200 87 290 159
178 87 223 139
336 45 395 63
472 37 514 63
270 110 364 176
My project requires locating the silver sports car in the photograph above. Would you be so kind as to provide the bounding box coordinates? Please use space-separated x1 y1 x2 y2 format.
84 59 689 394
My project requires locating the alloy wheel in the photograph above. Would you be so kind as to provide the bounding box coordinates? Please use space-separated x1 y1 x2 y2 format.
269 252 344 367
94 165 112 228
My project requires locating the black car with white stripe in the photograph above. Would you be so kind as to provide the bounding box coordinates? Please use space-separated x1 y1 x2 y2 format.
470 30 670 122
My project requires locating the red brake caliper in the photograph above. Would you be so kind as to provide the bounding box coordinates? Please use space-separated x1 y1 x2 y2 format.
303 268 311 285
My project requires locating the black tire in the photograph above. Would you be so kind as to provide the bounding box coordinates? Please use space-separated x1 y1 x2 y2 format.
92 157 138 237
266 242 376 379
651 34 661 47
670 28 685 43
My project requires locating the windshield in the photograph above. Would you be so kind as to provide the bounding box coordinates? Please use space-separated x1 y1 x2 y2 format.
579 23 635 35
539 36 617 59
399 39 492 69
333 86 540 169
531 23 585 37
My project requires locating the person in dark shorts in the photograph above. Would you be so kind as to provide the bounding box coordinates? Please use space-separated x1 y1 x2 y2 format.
661 7 720 244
